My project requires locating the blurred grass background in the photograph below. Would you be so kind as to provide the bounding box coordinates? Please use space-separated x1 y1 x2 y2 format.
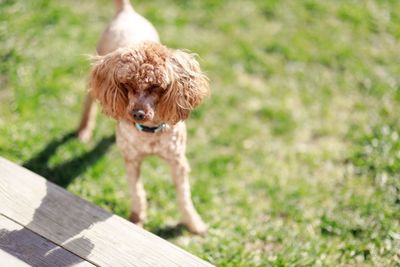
1 0 400 265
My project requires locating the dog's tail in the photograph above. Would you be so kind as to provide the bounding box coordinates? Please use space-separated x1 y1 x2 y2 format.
114 0 133 13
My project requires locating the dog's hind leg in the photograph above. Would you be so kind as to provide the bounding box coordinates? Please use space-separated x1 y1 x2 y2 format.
77 94 97 143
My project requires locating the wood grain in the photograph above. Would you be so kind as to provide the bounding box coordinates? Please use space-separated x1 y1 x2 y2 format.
0 214 93 267
0 157 213 267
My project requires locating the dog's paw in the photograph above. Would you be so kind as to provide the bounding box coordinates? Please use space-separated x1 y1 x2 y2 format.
183 216 208 236
77 128 92 143
129 212 145 227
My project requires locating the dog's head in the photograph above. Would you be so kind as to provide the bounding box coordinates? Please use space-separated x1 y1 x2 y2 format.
89 42 209 125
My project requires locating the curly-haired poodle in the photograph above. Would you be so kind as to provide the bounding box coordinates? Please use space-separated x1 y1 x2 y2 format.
77 0 209 234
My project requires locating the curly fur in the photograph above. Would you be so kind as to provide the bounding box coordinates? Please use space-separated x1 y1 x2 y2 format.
90 42 209 124
77 0 209 235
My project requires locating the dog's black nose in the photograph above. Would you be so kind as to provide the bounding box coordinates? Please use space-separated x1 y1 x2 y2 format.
132 110 145 121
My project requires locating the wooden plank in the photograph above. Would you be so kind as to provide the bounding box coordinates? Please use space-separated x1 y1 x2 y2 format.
0 249 30 267
0 214 93 267
0 157 213 267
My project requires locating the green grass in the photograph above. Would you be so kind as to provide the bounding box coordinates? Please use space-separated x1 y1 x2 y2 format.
1 0 400 265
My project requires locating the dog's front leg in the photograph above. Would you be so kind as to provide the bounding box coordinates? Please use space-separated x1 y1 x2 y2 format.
124 157 147 226
168 156 207 235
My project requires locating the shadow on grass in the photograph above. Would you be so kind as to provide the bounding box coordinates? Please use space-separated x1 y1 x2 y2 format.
151 223 186 239
23 131 115 188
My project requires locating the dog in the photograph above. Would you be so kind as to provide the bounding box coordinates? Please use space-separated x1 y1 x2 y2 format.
77 0 209 234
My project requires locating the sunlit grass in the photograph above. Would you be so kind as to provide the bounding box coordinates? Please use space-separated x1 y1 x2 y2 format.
1 0 400 265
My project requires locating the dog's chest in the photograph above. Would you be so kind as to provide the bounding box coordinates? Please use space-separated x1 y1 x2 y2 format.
116 121 186 159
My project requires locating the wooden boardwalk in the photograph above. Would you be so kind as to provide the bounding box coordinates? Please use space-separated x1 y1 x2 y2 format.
0 157 213 267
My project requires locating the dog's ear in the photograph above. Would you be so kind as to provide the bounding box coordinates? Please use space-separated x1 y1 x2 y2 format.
89 49 133 119
158 50 209 124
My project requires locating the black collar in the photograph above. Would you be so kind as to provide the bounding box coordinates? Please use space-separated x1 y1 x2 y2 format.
135 123 167 133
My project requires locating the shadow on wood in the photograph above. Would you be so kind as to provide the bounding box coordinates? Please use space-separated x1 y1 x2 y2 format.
0 225 95 266
0 175 113 265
